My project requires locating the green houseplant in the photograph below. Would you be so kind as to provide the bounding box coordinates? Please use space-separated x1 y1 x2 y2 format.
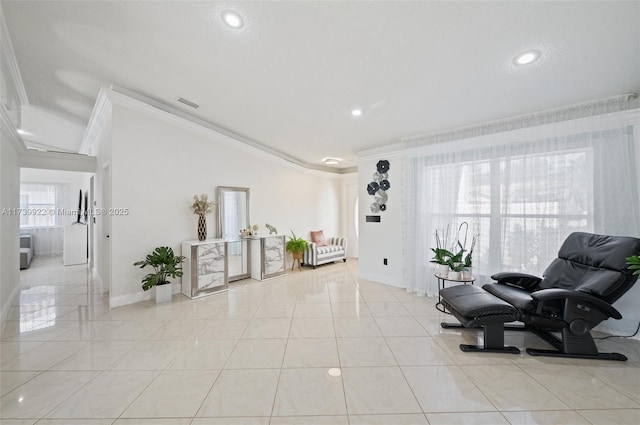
462 236 476 279
447 257 465 280
432 222 478 280
446 242 466 280
431 226 454 276
286 231 307 271
627 254 640 276
430 248 453 266
133 246 185 302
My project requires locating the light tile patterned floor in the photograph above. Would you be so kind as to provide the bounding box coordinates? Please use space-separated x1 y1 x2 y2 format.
1 256 640 424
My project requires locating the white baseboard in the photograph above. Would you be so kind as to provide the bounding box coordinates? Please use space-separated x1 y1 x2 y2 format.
108 283 179 308
109 290 152 308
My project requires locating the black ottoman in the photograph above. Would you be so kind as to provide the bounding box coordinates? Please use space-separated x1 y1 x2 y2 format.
440 284 521 354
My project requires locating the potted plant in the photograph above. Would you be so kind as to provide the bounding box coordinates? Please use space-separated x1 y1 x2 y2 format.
431 248 453 277
462 236 476 279
447 259 465 281
431 226 453 277
447 244 465 280
286 231 307 271
133 246 185 303
627 254 640 277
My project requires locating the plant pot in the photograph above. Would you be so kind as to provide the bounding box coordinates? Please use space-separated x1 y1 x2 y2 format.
448 271 461 281
437 264 449 277
155 283 172 303
462 268 472 279
291 251 303 271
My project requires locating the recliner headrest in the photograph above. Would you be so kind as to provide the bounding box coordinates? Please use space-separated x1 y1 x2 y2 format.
558 232 640 271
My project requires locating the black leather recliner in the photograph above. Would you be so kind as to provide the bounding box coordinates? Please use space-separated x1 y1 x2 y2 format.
483 232 640 361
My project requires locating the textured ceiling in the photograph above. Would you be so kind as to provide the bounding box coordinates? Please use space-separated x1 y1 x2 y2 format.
3 1 640 170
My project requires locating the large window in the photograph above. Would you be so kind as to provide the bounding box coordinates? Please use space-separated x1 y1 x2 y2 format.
403 123 639 297
425 147 593 274
19 183 62 227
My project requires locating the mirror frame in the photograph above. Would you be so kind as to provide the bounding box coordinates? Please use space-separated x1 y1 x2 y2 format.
216 186 251 240
216 186 251 282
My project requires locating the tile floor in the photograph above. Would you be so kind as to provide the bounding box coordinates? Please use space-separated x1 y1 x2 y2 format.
1 256 640 424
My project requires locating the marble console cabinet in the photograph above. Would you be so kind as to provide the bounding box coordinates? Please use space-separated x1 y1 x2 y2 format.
250 235 286 281
182 239 228 299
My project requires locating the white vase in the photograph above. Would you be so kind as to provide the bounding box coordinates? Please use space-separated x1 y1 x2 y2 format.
437 264 449 277
155 283 172 303
462 268 472 279
448 271 461 281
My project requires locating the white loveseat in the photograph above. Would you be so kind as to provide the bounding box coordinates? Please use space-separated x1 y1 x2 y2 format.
302 237 348 269
20 234 33 269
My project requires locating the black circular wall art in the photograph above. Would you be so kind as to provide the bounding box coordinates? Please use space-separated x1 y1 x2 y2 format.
368 159 390 213
367 182 379 195
377 160 390 173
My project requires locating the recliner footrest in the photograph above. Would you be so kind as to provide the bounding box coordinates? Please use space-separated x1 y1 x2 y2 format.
439 284 521 354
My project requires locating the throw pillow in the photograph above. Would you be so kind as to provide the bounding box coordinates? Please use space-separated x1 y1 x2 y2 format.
311 230 327 246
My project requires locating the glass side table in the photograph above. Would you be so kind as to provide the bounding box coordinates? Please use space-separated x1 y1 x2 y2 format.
435 273 475 313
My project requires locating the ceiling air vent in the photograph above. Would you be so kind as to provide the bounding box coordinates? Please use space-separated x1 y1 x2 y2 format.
177 97 199 109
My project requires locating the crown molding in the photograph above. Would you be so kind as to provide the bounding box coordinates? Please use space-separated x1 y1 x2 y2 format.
20 149 96 173
81 85 358 175
0 105 26 154
0 6 29 106
91 87 348 178
22 139 76 153
79 88 112 156
108 85 353 175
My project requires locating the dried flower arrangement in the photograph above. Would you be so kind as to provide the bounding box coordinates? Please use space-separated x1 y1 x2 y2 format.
190 194 215 215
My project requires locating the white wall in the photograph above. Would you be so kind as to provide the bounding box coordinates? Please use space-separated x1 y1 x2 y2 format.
342 175 359 258
19 168 92 256
94 92 344 307
91 101 112 295
0 3 25 329
357 153 404 287
0 127 21 328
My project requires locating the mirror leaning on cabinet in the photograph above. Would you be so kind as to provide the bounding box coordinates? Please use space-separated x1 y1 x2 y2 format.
217 186 251 281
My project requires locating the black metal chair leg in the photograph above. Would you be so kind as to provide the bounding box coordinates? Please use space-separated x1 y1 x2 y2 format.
459 322 520 354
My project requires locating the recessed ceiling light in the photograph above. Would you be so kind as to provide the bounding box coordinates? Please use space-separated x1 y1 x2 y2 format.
324 158 340 165
221 10 243 28
514 50 540 65
327 368 342 377
351 109 362 117
17 129 27 135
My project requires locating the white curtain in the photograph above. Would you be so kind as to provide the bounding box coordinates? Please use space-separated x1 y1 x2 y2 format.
20 183 68 257
402 95 640 296
22 227 64 257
